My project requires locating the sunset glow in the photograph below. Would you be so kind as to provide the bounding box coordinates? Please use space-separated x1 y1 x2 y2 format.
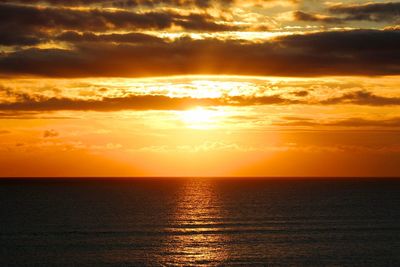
0 0 399 177
2 2 400 267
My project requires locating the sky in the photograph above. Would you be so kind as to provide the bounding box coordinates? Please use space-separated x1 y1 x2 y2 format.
0 0 400 177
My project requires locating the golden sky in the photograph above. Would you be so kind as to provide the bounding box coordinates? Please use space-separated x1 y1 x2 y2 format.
0 0 400 177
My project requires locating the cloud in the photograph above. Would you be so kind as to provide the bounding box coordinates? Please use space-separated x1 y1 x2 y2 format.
1 29 400 77
0 30 47 46
0 94 294 111
293 11 342 24
1 1 399 78
138 141 248 153
330 118 400 128
0 111 74 119
43 129 59 138
291 90 309 97
320 91 400 106
276 117 400 128
0 2 238 36
277 29 400 52
294 2 400 24
173 13 240 32
56 31 165 44
328 2 400 23
1 88 400 112
0 0 235 8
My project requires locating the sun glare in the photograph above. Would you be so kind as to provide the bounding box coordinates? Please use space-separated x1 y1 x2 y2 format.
181 107 220 129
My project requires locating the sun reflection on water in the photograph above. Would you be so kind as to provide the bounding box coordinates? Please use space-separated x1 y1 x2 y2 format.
161 179 229 266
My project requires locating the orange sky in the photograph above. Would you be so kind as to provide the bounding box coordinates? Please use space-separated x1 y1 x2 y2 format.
0 0 400 177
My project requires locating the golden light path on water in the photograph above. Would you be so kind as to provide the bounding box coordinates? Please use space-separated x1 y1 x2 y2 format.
161 179 228 265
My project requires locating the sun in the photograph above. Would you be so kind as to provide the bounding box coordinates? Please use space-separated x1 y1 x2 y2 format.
180 107 218 129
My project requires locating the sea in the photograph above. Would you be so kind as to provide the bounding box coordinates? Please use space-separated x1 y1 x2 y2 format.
1 178 399 266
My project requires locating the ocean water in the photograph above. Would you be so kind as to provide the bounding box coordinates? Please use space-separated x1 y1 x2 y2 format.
0 178 399 266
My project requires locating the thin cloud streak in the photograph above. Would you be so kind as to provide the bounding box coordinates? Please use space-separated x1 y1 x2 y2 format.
1 90 399 112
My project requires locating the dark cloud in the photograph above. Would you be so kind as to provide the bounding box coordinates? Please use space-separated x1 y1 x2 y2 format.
0 2 237 36
227 95 293 105
0 3 170 33
331 118 400 128
291 90 309 97
295 2 400 24
277 29 400 52
293 11 342 24
174 13 239 32
0 95 219 111
0 0 123 6
1 89 400 112
43 129 59 138
1 0 234 8
0 94 293 111
276 117 400 128
0 111 74 120
329 2 400 23
0 29 399 77
57 31 165 44
1 2 398 78
0 30 47 46
321 91 400 106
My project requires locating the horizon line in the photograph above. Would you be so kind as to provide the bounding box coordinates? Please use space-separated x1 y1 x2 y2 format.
1 176 399 180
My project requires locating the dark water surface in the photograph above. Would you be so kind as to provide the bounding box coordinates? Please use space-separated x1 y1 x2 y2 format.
1 178 400 266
